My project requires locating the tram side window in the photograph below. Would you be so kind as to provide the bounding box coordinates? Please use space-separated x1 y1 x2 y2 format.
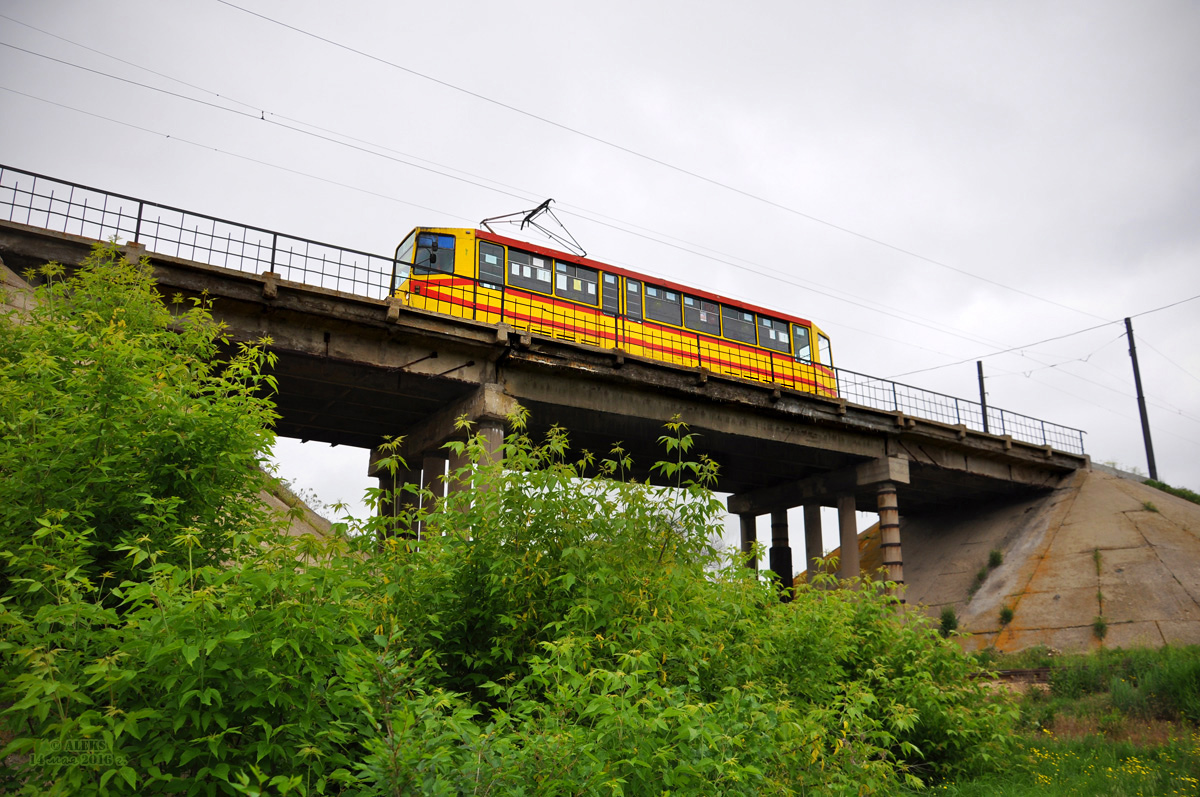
683 295 720 335
758 315 791 353
818 333 833 367
602 273 620 315
508 249 553 293
555 261 599 305
721 306 756 345
626 280 643 321
793 325 813 361
413 233 455 275
645 285 682 326
478 242 505 289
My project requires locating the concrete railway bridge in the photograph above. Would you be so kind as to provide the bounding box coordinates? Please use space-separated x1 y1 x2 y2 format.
0 165 1089 594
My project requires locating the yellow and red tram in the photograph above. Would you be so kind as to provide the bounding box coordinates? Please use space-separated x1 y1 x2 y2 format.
394 227 837 397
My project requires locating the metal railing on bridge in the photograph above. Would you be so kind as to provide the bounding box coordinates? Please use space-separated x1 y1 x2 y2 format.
0 164 1086 455
0 165 395 299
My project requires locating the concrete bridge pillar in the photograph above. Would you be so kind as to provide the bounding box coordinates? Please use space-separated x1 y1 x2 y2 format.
738 514 758 570
877 482 904 600
802 504 823 582
447 446 472 495
769 509 794 600
837 494 859 581
367 450 418 539
447 419 506 494
418 455 447 536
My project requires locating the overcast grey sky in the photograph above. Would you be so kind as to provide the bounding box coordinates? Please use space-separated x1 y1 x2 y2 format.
3 1 1198 542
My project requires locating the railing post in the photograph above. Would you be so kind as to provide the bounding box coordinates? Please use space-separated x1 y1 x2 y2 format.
1040 419 1047 445
891 382 899 411
269 232 278 276
953 397 961 425
134 200 144 244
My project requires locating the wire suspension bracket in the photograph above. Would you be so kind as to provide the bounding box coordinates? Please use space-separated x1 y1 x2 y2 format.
479 199 586 258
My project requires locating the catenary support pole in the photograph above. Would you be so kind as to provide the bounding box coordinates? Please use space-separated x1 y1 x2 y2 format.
1124 317 1158 480
977 361 990 433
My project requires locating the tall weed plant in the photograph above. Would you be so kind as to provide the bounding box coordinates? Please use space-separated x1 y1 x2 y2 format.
1 244 1015 795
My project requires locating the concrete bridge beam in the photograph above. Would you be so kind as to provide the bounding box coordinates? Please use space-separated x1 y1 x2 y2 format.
727 456 910 516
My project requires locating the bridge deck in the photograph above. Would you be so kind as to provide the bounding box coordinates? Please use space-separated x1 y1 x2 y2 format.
1 218 1087 515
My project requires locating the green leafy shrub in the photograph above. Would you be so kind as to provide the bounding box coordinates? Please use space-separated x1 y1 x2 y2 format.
0 243 278 597
1093 614 1108 640
1109 675 1149 718
0 246 1017 794
988 549 1003 569
940 605 960 637
999 606 1014 626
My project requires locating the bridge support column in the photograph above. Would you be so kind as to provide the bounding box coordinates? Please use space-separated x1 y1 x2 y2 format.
769 509 793 600
477 420 505 483
447 446 472 495
418 455 447 535
367 449 418 539
738 514 758 570
837 494 859 581
877 482 904 601
447 419 506 495
803 504 823 582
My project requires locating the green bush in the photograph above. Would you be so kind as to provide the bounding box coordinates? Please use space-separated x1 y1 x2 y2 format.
1137 647 1200 721
0 246 1017 794
999 606 1014 626
940 605 960 637
0 243 277 597
1109 675 1149 718
1051 662 1108 699
1093 614 1108 640
988 549 1003 569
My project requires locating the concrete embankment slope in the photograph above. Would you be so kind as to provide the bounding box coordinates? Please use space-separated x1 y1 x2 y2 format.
841 468 1200 653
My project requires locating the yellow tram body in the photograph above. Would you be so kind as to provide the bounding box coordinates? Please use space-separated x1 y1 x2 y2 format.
394 227 837 397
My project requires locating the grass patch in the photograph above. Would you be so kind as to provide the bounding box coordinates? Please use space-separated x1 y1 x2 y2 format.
1093 615 1108 640
910 732 1200 795
1143 500 1160 513
999 606 1014 626
969 566 989 598
1146 478 1200 505
910 645 1200 795
988 548 1003 569
1045 646 1200 720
